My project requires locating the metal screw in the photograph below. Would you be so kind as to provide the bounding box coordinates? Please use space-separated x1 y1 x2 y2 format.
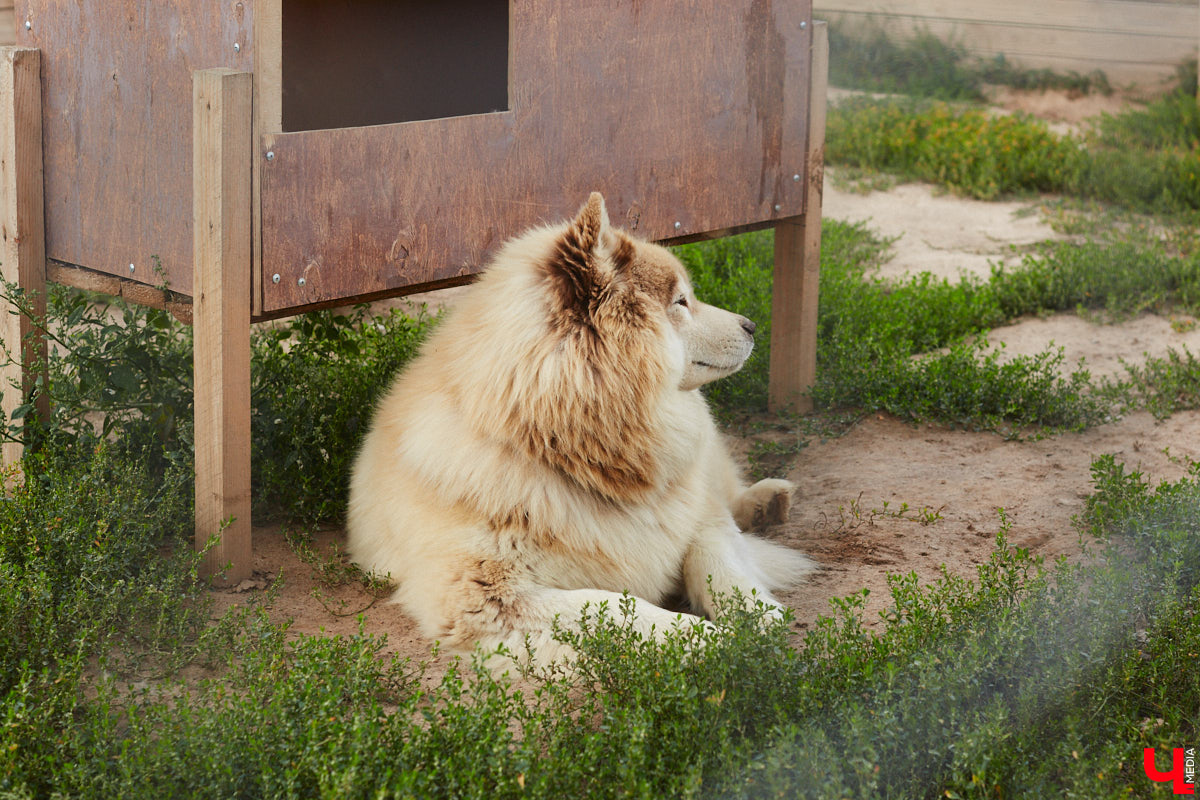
800 20 808 29
128 263 135 274
297 277 306 287
674 221 682 230
24 20 30 31
271 273 281 284
793 174 801 182
774 204 782 212
265 150 274 161
233 42 241 52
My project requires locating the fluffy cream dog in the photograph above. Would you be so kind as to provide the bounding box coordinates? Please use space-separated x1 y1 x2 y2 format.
348 193 812 663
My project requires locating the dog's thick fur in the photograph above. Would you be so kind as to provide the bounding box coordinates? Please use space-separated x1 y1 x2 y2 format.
348 193 813 663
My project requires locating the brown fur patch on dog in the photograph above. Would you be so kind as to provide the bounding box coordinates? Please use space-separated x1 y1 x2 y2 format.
518 195 671 500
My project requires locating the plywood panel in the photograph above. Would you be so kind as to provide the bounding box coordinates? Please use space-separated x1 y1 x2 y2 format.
261 0 814 313
816 0 1198 85
15 0 252 297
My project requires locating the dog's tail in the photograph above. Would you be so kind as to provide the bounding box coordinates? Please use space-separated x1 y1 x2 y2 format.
742 535 816 591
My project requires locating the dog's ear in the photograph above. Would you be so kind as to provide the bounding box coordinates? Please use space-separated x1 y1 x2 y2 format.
545 193 610 316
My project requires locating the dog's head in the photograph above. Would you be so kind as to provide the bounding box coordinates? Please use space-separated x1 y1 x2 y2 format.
542 192 756 392
454 192 754 500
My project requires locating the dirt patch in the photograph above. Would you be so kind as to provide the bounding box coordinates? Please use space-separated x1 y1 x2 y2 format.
825 180 1056 283
771 409 1200 630
217 92 1197 662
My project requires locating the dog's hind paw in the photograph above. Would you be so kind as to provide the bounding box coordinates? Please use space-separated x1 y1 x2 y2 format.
733 479 795 531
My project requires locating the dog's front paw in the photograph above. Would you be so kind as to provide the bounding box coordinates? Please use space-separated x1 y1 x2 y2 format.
733 479 795 531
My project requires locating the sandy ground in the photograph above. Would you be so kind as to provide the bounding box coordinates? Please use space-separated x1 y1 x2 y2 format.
212 89 1200 664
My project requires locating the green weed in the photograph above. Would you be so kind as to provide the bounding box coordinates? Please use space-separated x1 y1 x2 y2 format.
251 304 437 523
827 92 1200 213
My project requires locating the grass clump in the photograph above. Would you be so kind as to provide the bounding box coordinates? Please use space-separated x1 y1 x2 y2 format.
827 90 1200 213
991 236 1200 320
827 98 1082 201
827 98 1081 201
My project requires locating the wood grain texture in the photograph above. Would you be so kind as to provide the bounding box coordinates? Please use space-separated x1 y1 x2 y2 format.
16 0 252 297
769 20 826 413
816 0 1198 85
193 68 253 585
0 46 46 469
260 0 814 313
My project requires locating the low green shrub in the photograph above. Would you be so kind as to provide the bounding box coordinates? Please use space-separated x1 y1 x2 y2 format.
7 459 1196 799
0 282 437 524
827 92 1200 213
991 237 1200 320
827 98 1083 201
251 304 437 522
0 444 204 798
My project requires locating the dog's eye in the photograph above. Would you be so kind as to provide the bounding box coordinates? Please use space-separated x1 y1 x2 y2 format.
674 296 689 309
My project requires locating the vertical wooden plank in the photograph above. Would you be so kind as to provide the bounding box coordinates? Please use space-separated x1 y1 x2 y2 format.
193 68 252 584
0 46 46 470
768 20 827 413
252 0 282 317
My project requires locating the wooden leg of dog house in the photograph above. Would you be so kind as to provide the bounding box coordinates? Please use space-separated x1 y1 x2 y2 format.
0 47 48 472
192 68 253 585
768 21 828 414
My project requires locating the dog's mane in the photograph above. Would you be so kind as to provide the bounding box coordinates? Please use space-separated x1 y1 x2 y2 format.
511 194 672 501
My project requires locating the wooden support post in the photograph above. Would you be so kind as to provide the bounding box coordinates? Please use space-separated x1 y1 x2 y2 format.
768 20 828 414
0 47 47 471
193 68 253 584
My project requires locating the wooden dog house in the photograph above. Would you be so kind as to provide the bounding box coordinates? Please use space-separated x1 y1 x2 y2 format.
0 1 828 583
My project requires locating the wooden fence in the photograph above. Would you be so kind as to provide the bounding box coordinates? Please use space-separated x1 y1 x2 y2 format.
814 0 1199 89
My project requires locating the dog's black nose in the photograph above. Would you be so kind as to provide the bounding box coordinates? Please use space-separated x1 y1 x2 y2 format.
740 317 756 336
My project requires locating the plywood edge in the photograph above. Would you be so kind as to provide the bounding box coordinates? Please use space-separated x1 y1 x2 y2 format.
252 0 282 317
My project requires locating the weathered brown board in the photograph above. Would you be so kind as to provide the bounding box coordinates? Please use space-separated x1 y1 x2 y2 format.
260 0 814 314
15 0 252 298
